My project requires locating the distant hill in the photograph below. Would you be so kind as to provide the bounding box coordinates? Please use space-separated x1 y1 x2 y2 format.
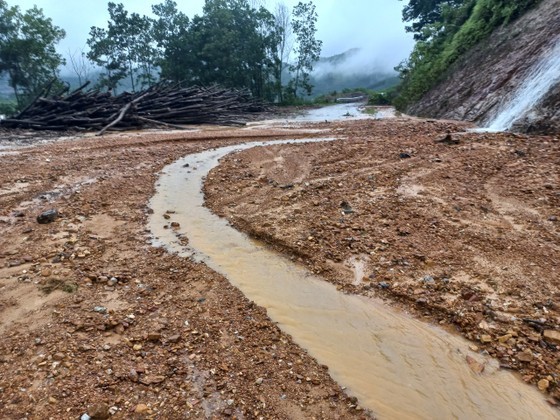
310 48 399 97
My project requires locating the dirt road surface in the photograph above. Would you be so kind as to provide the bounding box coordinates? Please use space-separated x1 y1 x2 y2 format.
0 126 370 419
204 118 560 405
0 114 559 418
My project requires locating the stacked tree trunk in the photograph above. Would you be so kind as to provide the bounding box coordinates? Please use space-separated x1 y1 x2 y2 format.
0 82 269 134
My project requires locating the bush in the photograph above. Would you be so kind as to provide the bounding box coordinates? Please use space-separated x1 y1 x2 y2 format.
0 100 17 117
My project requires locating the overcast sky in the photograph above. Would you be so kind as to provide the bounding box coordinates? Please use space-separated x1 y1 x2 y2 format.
14 0 414 73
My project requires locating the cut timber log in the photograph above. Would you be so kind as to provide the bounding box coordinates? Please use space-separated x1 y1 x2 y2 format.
1 82 269 133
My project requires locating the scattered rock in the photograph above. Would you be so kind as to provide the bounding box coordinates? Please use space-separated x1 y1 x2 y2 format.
399 152 412 159
93 306 107 314
466 355 485 374
543 330 560 345
517 349 534 362
140 375 165 385
340 201 354 214
134 403 150 414
36 209 59 224
435 133 460 145
147 332 162 342
88 403 110 420
480 335 492 343
538 378 550 391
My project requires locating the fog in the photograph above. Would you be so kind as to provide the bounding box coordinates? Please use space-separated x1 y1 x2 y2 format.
14 0 414 76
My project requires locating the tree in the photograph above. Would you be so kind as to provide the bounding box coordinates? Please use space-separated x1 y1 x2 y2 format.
273 2 293 102
164 0 281 100
400 0 468 40
151 0 190 81
0 0 66 108
87 2 158 92
67 46 94 86
289 1 322 98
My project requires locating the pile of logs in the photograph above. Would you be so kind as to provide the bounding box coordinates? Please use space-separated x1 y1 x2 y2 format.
0 82 269 134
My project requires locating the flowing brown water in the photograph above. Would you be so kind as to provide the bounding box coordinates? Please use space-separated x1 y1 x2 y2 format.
149 139 557 419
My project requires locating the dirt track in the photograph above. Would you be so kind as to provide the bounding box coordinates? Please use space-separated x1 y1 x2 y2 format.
0 115 559 418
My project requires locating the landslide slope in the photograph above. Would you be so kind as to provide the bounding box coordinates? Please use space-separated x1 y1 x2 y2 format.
408 0 560 133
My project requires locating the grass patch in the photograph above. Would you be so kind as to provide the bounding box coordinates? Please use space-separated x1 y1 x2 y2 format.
40 278 79 294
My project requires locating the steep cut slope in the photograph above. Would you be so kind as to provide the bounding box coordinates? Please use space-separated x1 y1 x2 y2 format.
408 0 560 133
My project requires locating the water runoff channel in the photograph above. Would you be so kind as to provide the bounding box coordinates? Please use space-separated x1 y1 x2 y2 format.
148 106 557 419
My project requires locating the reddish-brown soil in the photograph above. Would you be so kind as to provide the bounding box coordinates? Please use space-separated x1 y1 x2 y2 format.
204 118 560 404
0 127 370 419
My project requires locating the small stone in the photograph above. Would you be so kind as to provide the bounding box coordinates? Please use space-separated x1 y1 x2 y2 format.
497 334 512 343
134 403 149 414
133 344 143 351
37 209 59 224
466 355 485 374
81 415 91 420
538 379 550 391
469 345 479 352
167 334 181 343
480 335 492 343
517 349 534 362
163 214 171 220
255 377 263 385
48 396 57 404
399 152 412 159
170 221 180 228
543 330 560 345
88 403 110 420
93 306 107 314
52 352 65 361
147 333 162 342
140 375 165 385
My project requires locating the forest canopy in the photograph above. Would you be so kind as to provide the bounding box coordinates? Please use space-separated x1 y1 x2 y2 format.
0 0 322 110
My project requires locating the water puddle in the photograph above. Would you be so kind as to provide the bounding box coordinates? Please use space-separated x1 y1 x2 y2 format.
148 139 556 419
292 103 372 122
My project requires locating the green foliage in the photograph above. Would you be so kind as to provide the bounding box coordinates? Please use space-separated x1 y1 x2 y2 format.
395 0 541 110
0 0 66 109
368 89 395 106
171 0 281 100
151 0 190 82
87 0 323 101
87 2 157 92
289 1 322 98
0 99 16 116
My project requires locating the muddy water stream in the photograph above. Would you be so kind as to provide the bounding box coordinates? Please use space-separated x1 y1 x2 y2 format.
149 139 556 419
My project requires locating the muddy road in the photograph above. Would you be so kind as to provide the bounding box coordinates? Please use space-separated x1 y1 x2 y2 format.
0 109 559 418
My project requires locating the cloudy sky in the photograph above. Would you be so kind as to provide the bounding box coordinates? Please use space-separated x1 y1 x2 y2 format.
14 0 414 73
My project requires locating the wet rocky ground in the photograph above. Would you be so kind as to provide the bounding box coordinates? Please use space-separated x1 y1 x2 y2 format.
204 118 560 405
0 127 370 419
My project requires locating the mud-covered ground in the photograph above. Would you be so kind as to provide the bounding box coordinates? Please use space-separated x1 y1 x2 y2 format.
0 126 370 419
204 118 560 404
